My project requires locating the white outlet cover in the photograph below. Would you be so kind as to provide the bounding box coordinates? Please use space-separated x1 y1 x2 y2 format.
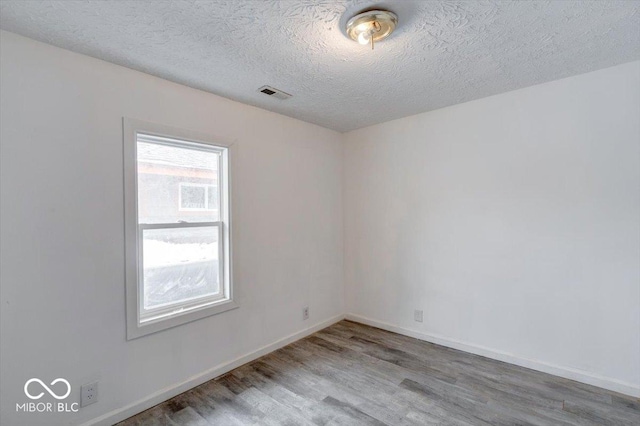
414 310 424 323
81 381 98 407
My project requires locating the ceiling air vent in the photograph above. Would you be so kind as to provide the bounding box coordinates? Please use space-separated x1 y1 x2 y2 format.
258 85 292 100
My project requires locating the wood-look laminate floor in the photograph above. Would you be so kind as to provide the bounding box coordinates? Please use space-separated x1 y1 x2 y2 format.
118 320 639 426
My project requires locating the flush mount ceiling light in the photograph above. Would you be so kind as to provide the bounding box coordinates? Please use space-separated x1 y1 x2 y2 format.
346 9 397 50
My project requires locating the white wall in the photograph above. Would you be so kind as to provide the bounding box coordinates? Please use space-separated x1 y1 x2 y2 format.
0 31 344 425
344 61 640 397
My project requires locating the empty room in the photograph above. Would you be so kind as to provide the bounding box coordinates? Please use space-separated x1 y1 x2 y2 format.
0 1 639 425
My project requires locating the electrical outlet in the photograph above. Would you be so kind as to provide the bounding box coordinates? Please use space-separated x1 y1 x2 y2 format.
303 307 309 320
414 310 423 323
81 381 98 407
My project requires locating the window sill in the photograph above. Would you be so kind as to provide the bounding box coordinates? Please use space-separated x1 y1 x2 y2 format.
127 298 238 340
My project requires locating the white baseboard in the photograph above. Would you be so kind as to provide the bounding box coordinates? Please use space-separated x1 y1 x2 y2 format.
82 314 345 426
345 313 640 398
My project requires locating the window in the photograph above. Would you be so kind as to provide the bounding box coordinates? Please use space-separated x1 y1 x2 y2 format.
124 118 236 339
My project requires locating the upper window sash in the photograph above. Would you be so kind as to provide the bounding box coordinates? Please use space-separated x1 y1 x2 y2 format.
137 133 226 155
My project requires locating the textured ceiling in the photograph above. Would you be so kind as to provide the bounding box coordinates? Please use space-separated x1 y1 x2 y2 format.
1 1 639 132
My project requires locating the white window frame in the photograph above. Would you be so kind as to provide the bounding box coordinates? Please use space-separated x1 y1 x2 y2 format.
124 118 237 340
178 182 218 212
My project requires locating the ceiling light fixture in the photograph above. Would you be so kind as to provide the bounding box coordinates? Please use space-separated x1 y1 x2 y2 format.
346 9 397 50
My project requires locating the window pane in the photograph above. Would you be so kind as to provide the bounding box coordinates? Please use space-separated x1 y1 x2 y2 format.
142 226 220 311
137 138 220 223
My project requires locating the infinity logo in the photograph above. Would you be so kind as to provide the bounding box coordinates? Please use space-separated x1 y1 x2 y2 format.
24 378 71 400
